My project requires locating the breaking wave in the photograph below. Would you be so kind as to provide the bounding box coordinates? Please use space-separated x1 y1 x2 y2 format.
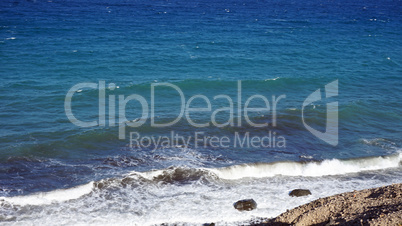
0 182 94 206
2 152 401 207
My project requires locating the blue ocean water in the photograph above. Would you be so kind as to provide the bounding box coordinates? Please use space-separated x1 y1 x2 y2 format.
0 0 401 224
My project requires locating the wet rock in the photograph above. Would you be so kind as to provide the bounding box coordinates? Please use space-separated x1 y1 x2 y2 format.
234 199 257 211
289 189 312 197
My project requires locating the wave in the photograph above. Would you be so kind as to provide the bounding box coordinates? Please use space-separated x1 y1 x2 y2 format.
0 182 94 206
264 77 280 81
3 152 401 207
210 152 402 179
129 152 402 181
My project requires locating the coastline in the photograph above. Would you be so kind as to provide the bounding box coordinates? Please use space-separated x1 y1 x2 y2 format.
256 183 402 226
1 0 401 223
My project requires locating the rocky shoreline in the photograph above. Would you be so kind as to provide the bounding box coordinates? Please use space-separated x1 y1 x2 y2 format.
257 183 402 226
159 183 402 226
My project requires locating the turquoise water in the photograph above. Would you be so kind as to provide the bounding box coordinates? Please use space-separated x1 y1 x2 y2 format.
0 0 401 224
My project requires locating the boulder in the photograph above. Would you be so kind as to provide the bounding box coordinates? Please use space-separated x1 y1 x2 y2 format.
289 189 312 197
233 199 257 211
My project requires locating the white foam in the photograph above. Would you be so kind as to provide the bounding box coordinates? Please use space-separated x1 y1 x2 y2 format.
209 153 402 180
135 169 166 180
10 171 401 226
264 77 280 81
0 181 94 206
360 138 396 147
125 153 402 182
300 155 313 159
2 160 402 225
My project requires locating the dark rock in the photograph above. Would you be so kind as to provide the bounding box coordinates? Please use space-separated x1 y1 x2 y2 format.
289 189 312 197
234 199 257 211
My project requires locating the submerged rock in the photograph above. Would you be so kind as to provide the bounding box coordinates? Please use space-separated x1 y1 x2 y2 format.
289 189 312 197
234 199 257 211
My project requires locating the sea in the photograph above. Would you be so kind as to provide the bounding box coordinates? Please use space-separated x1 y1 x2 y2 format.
0 0 401 225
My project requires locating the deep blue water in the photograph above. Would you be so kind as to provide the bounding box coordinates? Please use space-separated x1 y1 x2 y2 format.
0 0 401 224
